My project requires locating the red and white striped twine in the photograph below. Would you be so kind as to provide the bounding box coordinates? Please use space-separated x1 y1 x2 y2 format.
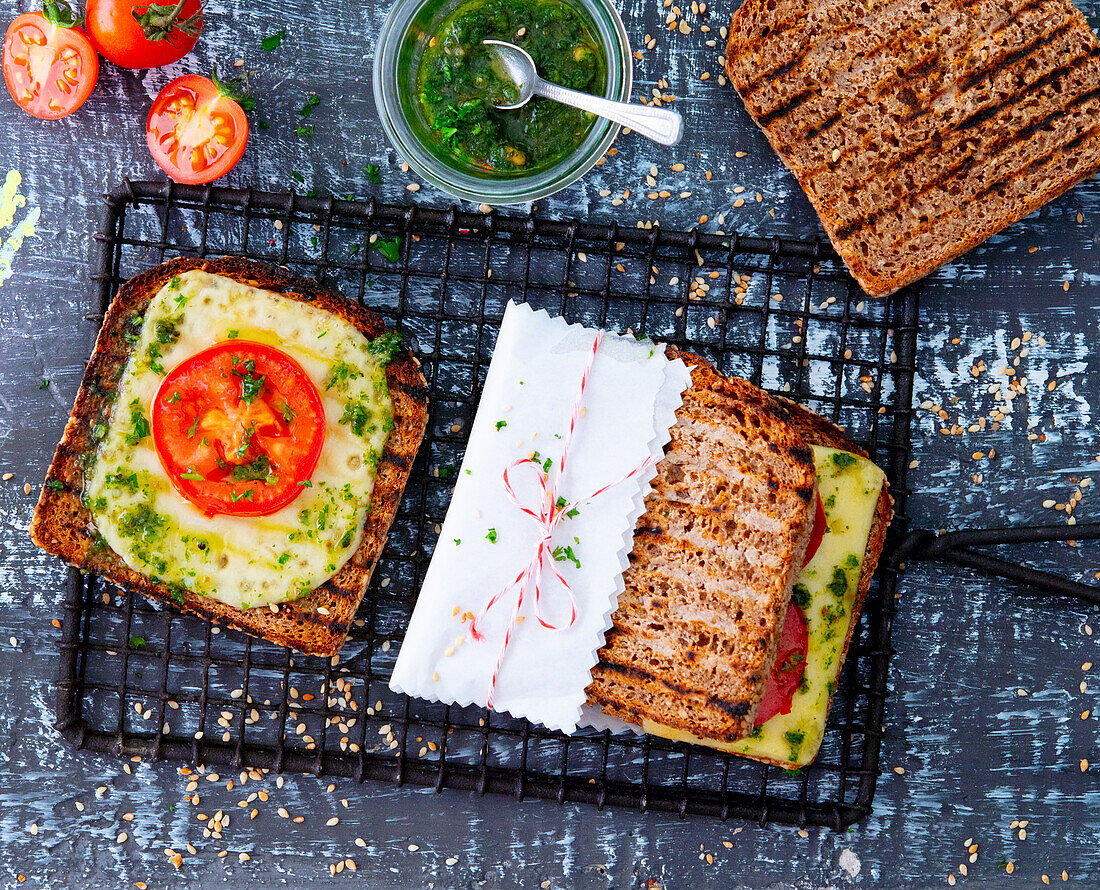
469 331 657 709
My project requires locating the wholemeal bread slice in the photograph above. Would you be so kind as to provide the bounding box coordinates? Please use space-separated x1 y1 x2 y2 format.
725 0 1100 297
587 351 894 755
30 256 429 657
586 353 819 742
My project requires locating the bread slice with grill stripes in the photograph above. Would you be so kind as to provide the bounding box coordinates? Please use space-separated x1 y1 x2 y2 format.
725 0 1100 296
586 353 819 742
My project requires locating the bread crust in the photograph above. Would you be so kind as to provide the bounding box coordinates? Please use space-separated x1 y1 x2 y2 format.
30 256 429 656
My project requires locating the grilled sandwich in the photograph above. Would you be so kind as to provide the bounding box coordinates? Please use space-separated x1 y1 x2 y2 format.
588 351 892 769
724 0 1100 297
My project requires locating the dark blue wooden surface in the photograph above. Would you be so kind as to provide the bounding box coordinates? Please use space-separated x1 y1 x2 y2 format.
2 0 1100 886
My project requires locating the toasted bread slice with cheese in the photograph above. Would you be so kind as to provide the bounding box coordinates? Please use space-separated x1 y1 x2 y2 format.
588 351 893 768
30 257 429 656
725 0 1100 296
586 353 820 741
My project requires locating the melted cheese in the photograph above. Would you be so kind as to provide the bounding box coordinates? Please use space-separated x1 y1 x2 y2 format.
640 446 885 767
84 270 394 610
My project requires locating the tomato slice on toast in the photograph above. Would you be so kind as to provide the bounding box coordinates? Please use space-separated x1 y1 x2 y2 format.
151 341 325 517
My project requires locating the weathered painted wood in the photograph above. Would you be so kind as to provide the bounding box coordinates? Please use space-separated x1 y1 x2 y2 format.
2 0 1100 886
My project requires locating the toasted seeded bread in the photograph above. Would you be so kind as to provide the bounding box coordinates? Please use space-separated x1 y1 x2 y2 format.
588 351 893 753
30 257 429 657
586 353 819 742
725 0 1100 297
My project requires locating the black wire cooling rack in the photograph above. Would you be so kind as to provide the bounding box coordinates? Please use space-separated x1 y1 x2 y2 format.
55 179 922 830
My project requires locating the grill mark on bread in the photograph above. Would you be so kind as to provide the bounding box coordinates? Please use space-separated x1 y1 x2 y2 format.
806 34 1098 180
957 13 1075 91
595 661 752 718
832 81 1100 239
735 0 909 93
752 0 993 123
766 0 1059 144
956 47 1099 132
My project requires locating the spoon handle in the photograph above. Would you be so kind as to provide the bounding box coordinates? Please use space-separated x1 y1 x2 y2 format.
532 80 684 147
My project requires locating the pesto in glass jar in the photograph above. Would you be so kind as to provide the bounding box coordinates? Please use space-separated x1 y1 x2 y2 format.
414 0 607 175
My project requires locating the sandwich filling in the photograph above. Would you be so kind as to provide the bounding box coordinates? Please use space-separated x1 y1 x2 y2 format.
83 270 395 610
639 445 885 767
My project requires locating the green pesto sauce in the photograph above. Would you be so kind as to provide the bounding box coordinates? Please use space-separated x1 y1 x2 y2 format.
414 0 606 175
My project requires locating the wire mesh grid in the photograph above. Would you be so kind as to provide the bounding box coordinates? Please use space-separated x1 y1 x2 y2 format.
55 179 920 829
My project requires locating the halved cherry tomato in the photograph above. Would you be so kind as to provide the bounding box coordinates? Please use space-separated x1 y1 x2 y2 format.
801 493 827 569
2 3 99 120
146 74 248 184
755 601 809 727
151 341 325 517
85 0 202 69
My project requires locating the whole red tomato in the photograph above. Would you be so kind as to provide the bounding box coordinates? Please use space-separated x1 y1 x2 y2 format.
85 0 202 69
2 1 99 119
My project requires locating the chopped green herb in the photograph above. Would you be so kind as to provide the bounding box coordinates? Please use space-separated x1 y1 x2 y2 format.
551 544 581 569
232 455 273 482
297 479 313 488
125 400 150 445
185 416 200 439
261 29 286 50
281 402 297 424
167 391 182 404
153 316 180 344
296 124 314 137
826 567 849 599
372 237 401 263
366 331 403 365
791 583 811 609
325 360 361 391
437 465 456 479
486 528 497 543
339 401 373 437
565 507 579 519
232 357 266 404
290 170 305 184
495 420 508 431
832 452 857 471
298 94 320 117
783 729 805 760
128 635 146 649
453 538 461 545
39 378 49 389
180 469 205 481
227 329 239 339
45 479 64 491
844 553 860 568
231 489 255 503
555 496 567 509
365 164 382 184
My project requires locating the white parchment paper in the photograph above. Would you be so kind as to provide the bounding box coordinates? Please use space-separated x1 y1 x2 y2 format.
390 301 691 733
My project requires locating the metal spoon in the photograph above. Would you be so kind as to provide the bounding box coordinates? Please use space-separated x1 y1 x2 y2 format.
483 39 684 147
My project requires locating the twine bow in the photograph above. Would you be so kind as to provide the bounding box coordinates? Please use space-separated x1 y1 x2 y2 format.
469 331 657 708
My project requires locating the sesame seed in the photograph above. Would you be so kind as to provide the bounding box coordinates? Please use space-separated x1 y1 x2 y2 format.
408 844 420 852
